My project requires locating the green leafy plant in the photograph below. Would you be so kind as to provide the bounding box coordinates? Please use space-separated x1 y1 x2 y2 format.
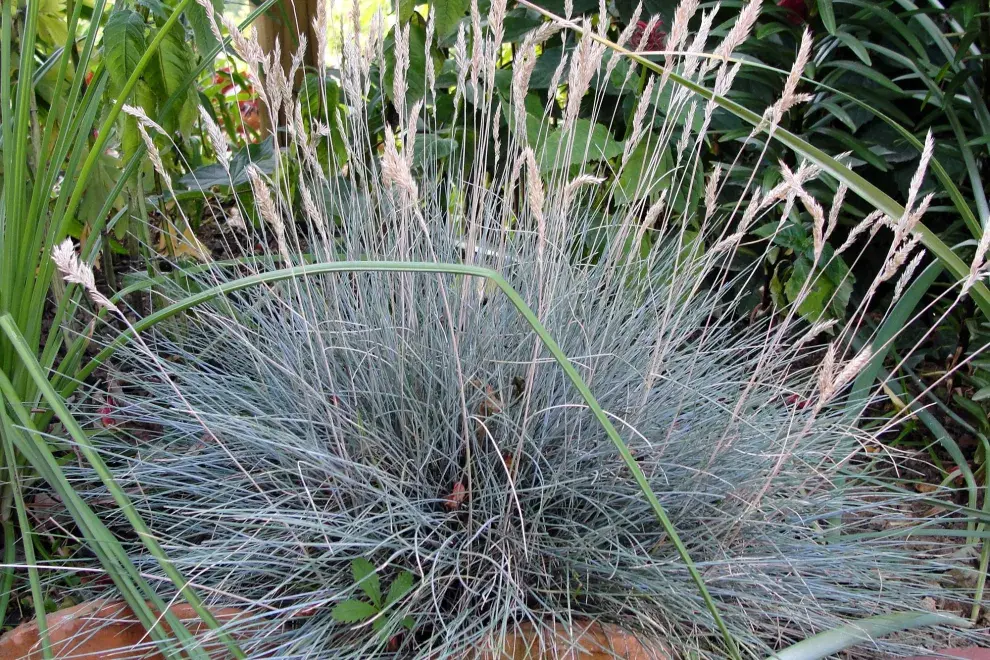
49 1 986 657
331 559 416 637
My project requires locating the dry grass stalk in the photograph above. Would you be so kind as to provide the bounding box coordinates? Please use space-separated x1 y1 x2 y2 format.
51 239 114 309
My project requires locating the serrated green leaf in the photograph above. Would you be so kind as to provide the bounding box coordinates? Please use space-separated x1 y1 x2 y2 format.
146 26 195 132
187 0 223 55
137 0 170 21
78 150 125 236
352 558 382 607
385 571 414 607
179 137 278 190
331 599 378 623
785 255 834 323
507 111 622 172
413 134 458 168
103 10 147 93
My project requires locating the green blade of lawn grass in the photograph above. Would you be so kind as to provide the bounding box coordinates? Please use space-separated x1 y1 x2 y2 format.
72 259 742 659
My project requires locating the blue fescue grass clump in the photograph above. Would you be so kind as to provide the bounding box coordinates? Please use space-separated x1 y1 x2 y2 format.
57 0 983 657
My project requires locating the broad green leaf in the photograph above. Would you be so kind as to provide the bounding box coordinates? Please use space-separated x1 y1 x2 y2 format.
501 9 544 43
137 0 170 20
785 256 834 323
331 599 378 623
103 10 147 93
413 134 458 167
432 0 469 41
385 571 415 607
516 113 623 172
352 558 382 607
146 25 196 132
817 100 857 131
179 137 278 190
397 0 417 23
973 386 990 403
37 0 69 46
821 60 904 94
78 150 125 236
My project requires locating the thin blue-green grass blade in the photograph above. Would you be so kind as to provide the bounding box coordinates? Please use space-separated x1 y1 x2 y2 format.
72 260 742 660
0 370 185 659
0 314 244 660
766 611 971 660
971 433 990 622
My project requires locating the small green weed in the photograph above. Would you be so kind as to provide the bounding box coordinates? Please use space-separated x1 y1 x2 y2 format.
331 559 416 639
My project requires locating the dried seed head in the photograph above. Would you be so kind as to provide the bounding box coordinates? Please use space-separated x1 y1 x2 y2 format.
247 164 288 261
704 164 722 219
893 249 925 303
524 148 545 229
52 239 114 309
564 29 606 128
313 0 328 72
765 28 813 126
616 3 643 49
382 127 419 202
795 319 838 349
714 0 761 61
489 0 507 47
221 16 264 65
836 210 882 255
300 182 329 247
563 174 605 210
904 132 934 219
667 0 699 55
392 23 410 119
198 106 231 171
623 75 655 161
195 0 224 45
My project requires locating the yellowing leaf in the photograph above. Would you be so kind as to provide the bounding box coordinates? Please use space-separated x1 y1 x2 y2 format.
156 222 210 262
